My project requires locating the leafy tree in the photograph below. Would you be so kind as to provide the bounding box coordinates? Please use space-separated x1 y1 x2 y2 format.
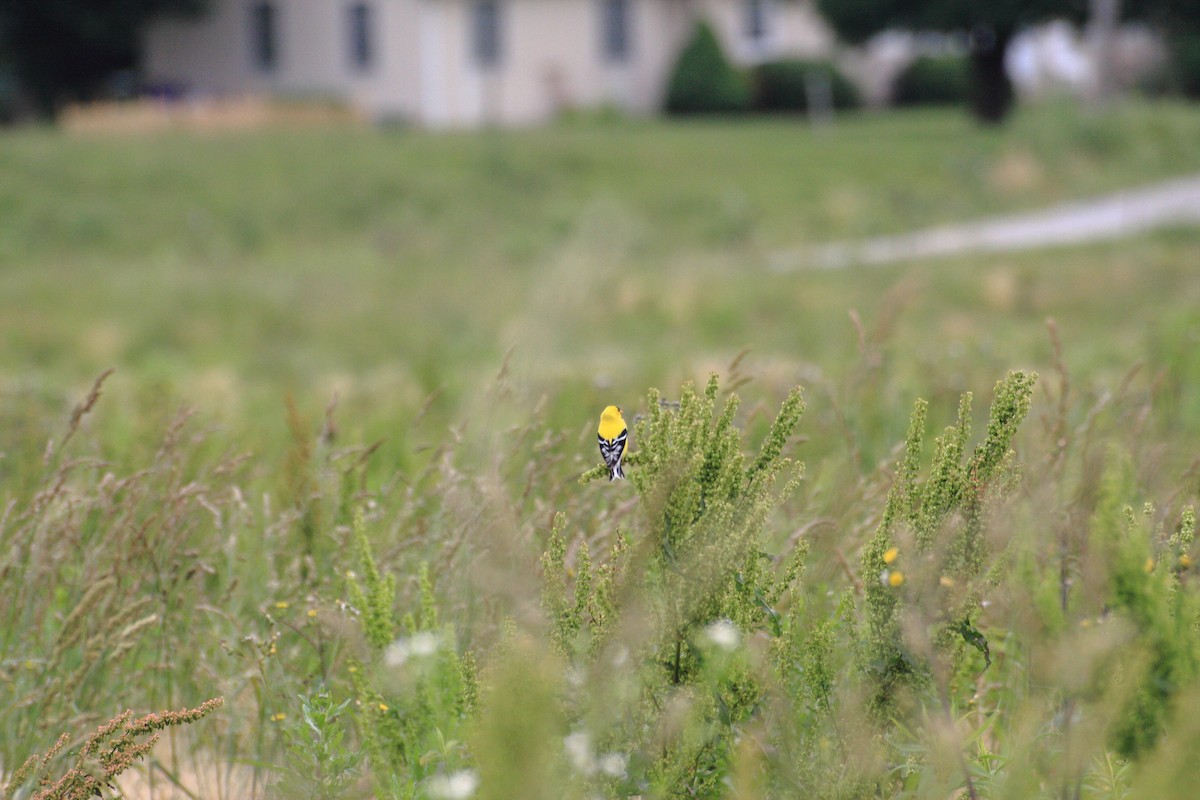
816 0 1088 123
0 0 204 119
892 55 971 107
753 59 860 113
816 0 1200 123
664 20 753 115
1144 0 1200 96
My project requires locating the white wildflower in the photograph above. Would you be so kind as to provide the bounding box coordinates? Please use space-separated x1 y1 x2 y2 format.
408 631 439 657
564 730 594 773
705 619 740 651
385 632 441 667
566 665 588 689
611 645 629 668
597 752 628 779
428 769 479 799
384 639 409 667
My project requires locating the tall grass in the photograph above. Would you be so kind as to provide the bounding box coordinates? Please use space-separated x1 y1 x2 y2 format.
1 104 1200 797
3 346 1199 798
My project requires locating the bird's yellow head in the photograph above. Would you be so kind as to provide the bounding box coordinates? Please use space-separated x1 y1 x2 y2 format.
598 405 626 439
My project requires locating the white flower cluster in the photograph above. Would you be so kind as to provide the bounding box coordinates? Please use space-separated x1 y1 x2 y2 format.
564 731 628 780
704 618 740 651
384 631 440 667
428 769 479 799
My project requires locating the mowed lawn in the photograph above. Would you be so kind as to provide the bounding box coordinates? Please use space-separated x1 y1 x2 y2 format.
2 101 1199 456
2 101 1200 799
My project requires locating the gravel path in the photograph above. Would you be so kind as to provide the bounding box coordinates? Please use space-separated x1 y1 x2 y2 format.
768 172 1200 272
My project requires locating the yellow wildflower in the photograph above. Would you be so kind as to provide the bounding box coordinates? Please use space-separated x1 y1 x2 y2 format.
883 547 899 565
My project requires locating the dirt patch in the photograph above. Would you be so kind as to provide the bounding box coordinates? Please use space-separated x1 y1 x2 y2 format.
61 97 364 136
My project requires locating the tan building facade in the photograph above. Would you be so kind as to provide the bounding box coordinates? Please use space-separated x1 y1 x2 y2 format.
144 0 833 127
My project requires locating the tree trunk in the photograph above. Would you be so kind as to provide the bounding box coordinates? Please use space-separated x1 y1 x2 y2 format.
1087 0 1121 107
968 25 1014 125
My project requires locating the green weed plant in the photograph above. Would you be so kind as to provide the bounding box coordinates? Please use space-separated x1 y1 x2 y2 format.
3 105 1200 796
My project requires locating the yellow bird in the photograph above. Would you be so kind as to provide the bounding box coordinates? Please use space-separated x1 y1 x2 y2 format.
597 405 628 481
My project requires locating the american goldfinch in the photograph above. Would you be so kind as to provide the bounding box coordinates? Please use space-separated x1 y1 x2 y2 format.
597 405 628 481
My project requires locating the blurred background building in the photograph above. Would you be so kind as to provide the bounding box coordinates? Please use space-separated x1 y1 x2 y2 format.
142 0 834 127
0 0 1187 129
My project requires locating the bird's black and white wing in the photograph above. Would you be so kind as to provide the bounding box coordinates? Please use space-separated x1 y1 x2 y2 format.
598 429 627 480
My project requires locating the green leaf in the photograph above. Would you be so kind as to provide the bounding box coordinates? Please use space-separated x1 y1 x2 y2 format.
956 616 991 670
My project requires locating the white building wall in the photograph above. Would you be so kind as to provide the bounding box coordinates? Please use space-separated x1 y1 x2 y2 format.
278 0 339 94
773 0 834 58
417 0 658 128
701 0 833 64
415 0 485 127
349 0 421 121
629 0 693 112
143 0 833 128
145 0 260 96
416 1 453 126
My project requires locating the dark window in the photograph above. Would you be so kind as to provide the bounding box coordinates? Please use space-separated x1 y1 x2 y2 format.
251 2 278 71
472 0 501 69
745 0 767 42
348 3 374 71
600 0 630 62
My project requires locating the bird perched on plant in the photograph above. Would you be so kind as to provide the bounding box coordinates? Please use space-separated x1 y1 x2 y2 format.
597 405 628 481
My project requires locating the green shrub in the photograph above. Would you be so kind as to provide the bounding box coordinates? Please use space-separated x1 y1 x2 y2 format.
858 371 1036 717
569 375 807 794
0 68 16 124
753 59 859 113
664 21 752 115
273 692 363 800
1132 35 1200 99
342 514 477 798
1169 34 1200 99
892 54 971 107
1090 470 1200 760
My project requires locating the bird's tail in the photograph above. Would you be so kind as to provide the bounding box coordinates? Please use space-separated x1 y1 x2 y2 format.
609 463 625 481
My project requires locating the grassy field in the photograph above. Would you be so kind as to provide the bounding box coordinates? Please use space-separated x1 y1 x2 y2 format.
2 100 1200 799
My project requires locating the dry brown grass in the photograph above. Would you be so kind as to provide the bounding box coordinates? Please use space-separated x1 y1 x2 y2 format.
60 96 365 137
114 743 268 800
